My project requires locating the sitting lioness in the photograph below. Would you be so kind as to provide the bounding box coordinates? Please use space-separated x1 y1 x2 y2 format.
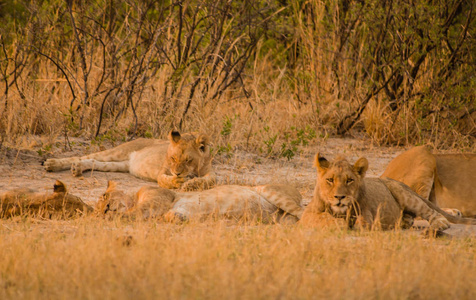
382 146 476 217
96 181 304 223
301 154 476 230
44 131 215 191
0 180 92 218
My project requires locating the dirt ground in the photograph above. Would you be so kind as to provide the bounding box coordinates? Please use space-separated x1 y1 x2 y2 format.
1 136 475 237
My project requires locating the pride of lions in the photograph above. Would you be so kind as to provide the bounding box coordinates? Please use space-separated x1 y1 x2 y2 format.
2 130 475 235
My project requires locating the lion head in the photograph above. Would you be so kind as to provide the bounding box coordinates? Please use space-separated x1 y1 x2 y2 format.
96 181 134 215
48 180 93 215
313 153 368 216
165 130 212 179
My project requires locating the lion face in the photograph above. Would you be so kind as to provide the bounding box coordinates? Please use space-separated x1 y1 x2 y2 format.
165 131 211 179
314 153 368 216
96 181 133 215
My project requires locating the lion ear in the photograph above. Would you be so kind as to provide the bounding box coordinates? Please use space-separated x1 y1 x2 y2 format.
314 153 330 172
353 157 368 178
106 180 118 191
196 134 209 153
107 180 117 188
169 130 181 144
53 180 67 193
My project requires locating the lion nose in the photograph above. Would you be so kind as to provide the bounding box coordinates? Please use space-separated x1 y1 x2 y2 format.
334 195 346 202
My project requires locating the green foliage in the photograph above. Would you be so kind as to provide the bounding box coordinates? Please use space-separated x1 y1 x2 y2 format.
280 125 316 160
220 115 234 137
92 130 121 146
215 115 238 157
36 144 52 157
215 143 233 156
261 125 316 160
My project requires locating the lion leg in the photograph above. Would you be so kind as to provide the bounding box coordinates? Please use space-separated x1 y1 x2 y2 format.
381 178 450 231
252 184 304 219
44 138 155 172
45 150 130 172
44 157 81 172
71 160 130 176
180 172 217 191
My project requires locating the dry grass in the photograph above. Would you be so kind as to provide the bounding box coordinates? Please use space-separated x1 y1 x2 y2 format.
1 1 473 152
0 218 475 299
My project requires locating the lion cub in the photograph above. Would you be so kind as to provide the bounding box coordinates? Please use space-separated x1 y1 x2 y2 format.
301 154 476 231
44 131 215 191
96 181 304 223
0 180 92 218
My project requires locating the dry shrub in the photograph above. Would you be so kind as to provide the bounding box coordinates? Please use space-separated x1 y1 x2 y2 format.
0 0 474 151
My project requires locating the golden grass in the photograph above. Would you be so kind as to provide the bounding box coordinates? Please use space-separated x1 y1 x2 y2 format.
1 218 475 299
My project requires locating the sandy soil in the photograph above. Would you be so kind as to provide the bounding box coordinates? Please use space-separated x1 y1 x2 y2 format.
1 136 474 237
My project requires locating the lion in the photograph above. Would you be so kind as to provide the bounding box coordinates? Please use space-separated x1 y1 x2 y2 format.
301 153 476 231
382 146 476 217
0 180 93 218
44 130 216 191
96 181 304 223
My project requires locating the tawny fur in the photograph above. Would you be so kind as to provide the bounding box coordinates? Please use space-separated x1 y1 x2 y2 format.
0 181 92 219
96 181 304 224
382 146 476 217
44 131 216 191
302 154 476 231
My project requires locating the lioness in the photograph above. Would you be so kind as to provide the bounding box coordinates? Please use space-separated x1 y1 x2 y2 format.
96 181 304 223
301 154 476 230
44 131 216 191
382 146 476 217
0 180 92 218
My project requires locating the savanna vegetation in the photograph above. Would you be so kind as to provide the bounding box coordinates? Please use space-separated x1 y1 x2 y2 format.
0 0 474 158
1 1 476 299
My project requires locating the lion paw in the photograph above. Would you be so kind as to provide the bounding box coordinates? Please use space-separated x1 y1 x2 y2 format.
421 228 452 239
164 211 187 223
400 213 415 229
159 176 184 189
44 159 61 172
181 178 201 191
171 177 185 189
429 215 451 231
181 177 215 191
71 162 83 177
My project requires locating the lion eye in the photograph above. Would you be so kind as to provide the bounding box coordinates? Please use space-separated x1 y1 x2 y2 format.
171 156 177 162
326 178 334 184
346 178 354 184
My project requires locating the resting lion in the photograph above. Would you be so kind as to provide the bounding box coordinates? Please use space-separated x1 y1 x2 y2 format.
0 180 92 218
44 131 215 191
382 146 476 217
301 154 476 230
96 181 304 223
